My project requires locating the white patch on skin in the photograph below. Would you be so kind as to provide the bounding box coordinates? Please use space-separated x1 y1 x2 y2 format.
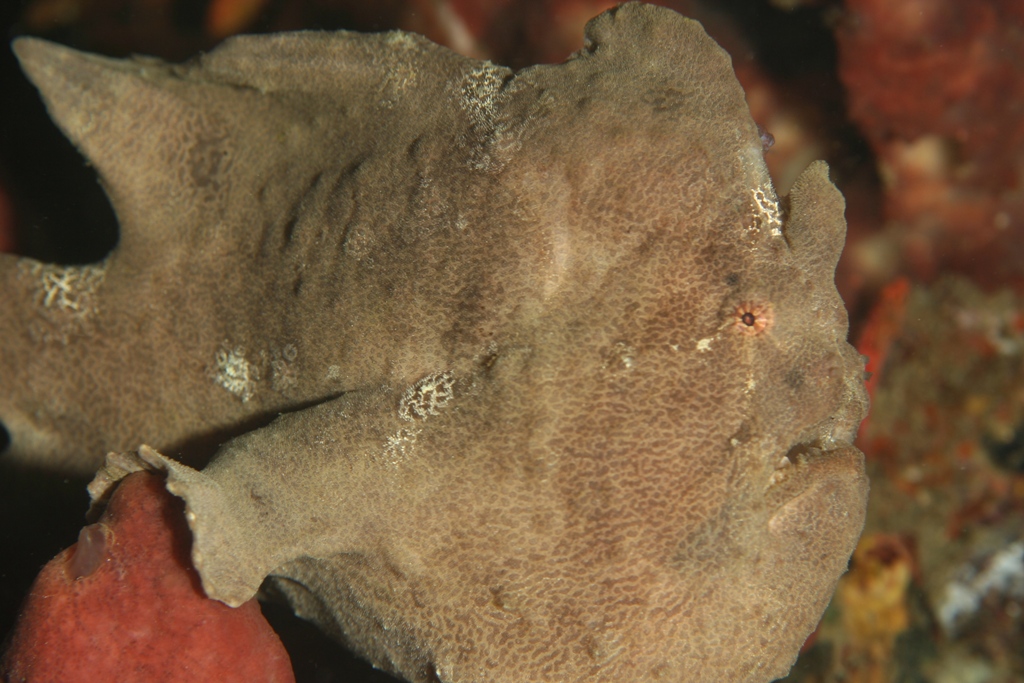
383 426 421 466
765 450 796 489
767 469 787 488
399 370 455 421
696 337 713 352
269 344 299 392
378 33 419 110
458 64 522 170
24 261 107 319
751 183 782 236
213 344 259 402
603 342 636 372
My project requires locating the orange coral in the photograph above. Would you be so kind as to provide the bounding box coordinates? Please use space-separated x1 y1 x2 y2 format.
205 0 271 40
836 533 916 683
837 0 1024 287
856 277 910 404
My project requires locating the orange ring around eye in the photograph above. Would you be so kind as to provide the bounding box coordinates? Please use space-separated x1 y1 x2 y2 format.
733 301 773 336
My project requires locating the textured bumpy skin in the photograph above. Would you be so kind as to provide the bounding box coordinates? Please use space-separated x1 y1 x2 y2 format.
5 4 869 682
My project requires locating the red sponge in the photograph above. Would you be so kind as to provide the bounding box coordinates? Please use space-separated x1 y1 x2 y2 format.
1 471 295 683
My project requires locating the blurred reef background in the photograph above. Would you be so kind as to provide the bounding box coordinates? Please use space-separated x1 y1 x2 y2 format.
1 0 1023 681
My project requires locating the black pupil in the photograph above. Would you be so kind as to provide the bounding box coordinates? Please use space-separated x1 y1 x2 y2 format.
741 312 757 326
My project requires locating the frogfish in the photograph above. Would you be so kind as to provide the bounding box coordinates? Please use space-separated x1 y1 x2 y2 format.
1 3 869 681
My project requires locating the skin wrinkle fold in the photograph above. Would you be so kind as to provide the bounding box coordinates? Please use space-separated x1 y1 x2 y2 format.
2 3 868 682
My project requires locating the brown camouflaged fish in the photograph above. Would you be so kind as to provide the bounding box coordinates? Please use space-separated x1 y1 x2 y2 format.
3 3 868 681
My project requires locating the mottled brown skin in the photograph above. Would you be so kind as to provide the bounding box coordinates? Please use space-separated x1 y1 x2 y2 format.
4 4 868 682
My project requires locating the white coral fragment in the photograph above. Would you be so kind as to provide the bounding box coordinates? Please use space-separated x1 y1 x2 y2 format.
938 542 1024 636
